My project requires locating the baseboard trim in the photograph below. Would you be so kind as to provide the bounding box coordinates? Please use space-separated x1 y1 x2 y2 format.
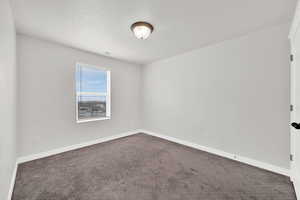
17 130 140 164
293 178 300 200
16 129 290 177
290 170 300 199
9 129 292 199
7 162 18 200
140 129 290 177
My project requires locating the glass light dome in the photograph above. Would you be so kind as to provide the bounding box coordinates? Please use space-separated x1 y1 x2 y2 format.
131 22 154 40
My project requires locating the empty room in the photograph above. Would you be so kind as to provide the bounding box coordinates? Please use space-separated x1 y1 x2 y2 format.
2 0 300 199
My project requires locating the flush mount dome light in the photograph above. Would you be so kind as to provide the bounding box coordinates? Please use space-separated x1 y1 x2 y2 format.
131 21 154 40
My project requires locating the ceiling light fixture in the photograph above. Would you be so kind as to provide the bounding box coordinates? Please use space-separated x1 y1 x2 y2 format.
131 21 154 40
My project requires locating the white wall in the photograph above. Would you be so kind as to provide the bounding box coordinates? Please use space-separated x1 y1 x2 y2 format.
17 35 141 157
142 23 291 169
17 22 291 170
0 0 17 199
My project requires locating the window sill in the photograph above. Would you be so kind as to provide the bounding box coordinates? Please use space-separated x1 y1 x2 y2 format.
76 117 110 123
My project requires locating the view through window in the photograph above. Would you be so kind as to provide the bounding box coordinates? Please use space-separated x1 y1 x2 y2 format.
76 63 110 122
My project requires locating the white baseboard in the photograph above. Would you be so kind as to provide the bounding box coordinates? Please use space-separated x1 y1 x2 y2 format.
17 130 140 164
140 129 290 177
293 178 300 200
9 129 292 199
8 130 140 200
7 162 18 200
290 169 300 199
17 129 289 176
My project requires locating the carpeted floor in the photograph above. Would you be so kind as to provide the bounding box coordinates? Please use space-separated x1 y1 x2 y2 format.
12 133 296 200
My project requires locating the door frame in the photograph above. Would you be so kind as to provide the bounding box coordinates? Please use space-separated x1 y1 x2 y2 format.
289 1 300 198
290 43 296 181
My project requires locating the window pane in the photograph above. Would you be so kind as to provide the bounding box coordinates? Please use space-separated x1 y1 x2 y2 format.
76 66 107 93
78 95 106 119
76 64 109 122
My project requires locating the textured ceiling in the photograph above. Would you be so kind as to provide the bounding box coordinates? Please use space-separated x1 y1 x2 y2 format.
12 0 297 64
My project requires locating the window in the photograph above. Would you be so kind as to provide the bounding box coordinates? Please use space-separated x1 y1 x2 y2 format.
76 63 111 123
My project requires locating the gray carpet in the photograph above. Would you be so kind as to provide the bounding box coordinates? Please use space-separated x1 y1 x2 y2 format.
12 133 296 200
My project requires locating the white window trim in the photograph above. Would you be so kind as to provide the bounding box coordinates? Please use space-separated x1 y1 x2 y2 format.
75 63 111 123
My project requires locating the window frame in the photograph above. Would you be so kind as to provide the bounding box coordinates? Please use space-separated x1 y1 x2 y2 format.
75 62 111 123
